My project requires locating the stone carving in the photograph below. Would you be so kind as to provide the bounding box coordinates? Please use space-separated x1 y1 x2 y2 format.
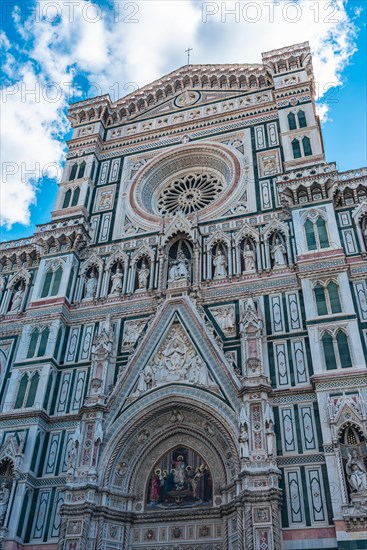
271 238 287 267
110 266 123 295
239 424 249 459
0 481 10 526
89 318 113 396
210 306 235 336
168 252 190 282
67 440 78 477
266 420 275 457
346 449 367 493
137 261 150 290
213 249 227 278
122 319 147 348
133 322 215 396
9 285 24 312
243 243 256 272
85 270 97 299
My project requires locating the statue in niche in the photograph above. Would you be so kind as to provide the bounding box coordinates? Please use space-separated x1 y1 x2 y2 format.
346 449 367 493
85 269 97 299
266 420 275 457
137 260 150 290
239 401 250 428
213 248 227 278
239 424 249 459
271 238 287 267
0 481 10 526
168 252 189 282
122 320 146 348
67 439 78 477
243 243 256 272
9 285 24 312
110 265 123 295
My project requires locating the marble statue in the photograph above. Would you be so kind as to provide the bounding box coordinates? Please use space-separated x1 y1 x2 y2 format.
213 249 227 278
110 266 123 295
189 354 210 386
85 270 97 299
168 252 189 281
271 238 286 267
243 244 256 272
266 420 275 457
67 440 78 477
0 481 10 526
10 286 24 312
212 307 235 334
137 261 150 290
239 424 249 459
346 449 367 493
240 402 250 427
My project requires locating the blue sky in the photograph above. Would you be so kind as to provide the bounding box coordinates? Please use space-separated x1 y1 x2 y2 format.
1 0 366 242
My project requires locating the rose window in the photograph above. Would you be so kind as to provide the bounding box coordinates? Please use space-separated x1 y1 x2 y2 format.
156 173 224 215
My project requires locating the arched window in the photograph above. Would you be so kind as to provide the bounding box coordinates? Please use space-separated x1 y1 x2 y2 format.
322 333 337 370
305 219 317 250
316 217 329 248
38 327 49 357
322 330 352 370
27 327 50 358
336 331 352 368
41 265 63 298
288 112 297 131
327 281 342 313
51 266 62 296
314 284 327 315
27 329 39 358
302 136 312 156
14 373 29 408
304 215 329 251
314 281 342 316
62 189 72 209
297 110 307 128
69 163 78 181
25 372 39 407
292 139 302 159
71 186 80 207
77 161 86 179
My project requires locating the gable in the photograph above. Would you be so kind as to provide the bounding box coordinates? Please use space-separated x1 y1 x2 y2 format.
108 296 240 421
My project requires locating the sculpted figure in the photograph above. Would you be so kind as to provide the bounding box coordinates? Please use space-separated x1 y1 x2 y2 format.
85 270 97 299
190 355 210 386
169 252 189 281
266 420 275 457
136 364 155 394
10 286 24 312
271 238 286 267
243 244 256 272
0 482 10 526
213 249 227 278
346 449 367 493
137 261 149 290
239 424 249 459
110 266 123 295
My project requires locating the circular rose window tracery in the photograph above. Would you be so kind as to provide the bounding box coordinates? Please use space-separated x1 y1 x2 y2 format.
157 172 223 215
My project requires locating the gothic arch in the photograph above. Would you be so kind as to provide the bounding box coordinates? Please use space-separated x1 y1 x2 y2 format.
101 395 239 507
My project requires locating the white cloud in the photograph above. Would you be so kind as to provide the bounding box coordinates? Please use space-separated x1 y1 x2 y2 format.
0 0 359 229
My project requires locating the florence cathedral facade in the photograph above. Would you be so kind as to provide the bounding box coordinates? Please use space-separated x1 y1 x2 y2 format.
0 41 367 550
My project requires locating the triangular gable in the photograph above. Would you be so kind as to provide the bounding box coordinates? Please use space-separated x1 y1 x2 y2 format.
108 296 240 421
